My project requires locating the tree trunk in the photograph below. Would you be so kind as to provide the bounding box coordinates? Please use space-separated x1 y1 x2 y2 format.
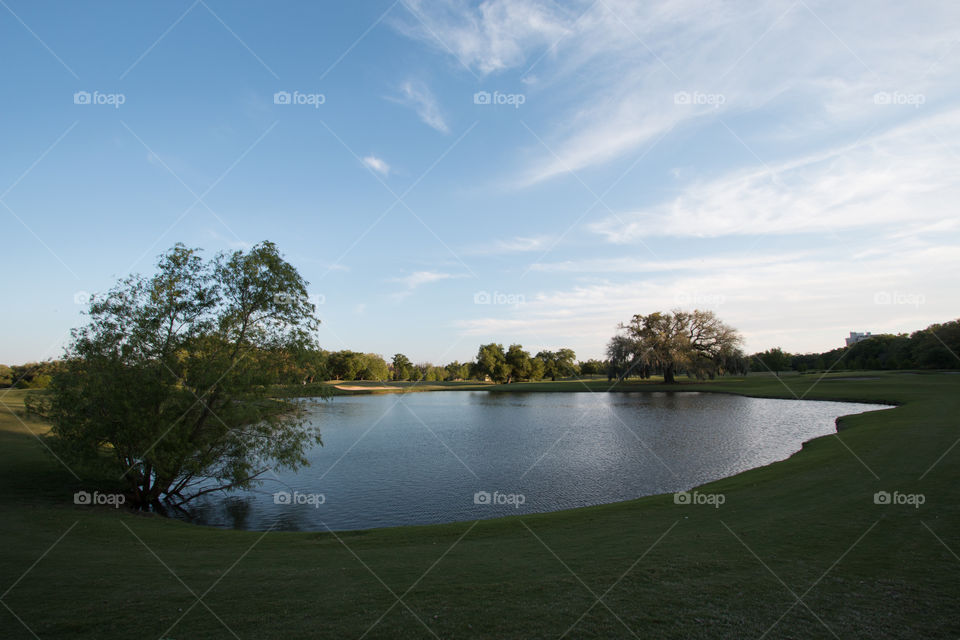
663 365 676 384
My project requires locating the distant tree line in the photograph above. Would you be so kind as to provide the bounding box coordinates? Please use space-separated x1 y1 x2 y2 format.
7 318 959 391
266 345 588 384
0 361 61 389
3 347 597 388
749 319 960 373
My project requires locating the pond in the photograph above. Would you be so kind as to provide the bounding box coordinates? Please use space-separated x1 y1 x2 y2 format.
176 391 890 531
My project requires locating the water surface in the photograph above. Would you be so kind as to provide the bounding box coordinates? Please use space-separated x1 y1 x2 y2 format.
177 391 889 531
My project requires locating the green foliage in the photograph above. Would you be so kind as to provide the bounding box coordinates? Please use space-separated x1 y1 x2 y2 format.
392 353 412 380
472 344 578 384
751 347 791 375
536 349 578 381
327 351 389 381
577 359 606 376
907 321 960 369
358 353 390 381
474 343 508 382
505 344 535 382
611 309 746 383
768 319 960 373
27 242 325 508
0 361 60 388
444 361 470 381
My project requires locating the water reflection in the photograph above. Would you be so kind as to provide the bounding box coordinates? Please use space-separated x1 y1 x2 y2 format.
172 391 890 532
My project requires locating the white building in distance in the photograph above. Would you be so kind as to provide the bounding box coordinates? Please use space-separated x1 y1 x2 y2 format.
846 331 874 346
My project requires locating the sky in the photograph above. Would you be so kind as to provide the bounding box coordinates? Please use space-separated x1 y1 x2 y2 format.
1 0 958 366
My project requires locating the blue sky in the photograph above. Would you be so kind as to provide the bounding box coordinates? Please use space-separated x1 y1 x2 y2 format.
2 0 958 365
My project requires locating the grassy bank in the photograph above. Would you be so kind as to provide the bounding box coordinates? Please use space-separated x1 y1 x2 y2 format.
1 372 958 638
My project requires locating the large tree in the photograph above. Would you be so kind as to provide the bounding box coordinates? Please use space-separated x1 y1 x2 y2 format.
444 361 469 381
752 348 791 377
578 359 605 376
392 353 412 380
475 343 508 382
29 242 325 509
613 310 745 383
536 348 578 381
357 353 389 381
505 344 536 383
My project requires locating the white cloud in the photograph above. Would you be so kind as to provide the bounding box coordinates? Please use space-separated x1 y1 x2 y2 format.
396 0 960 184
589 109 960 241
395 271 456 288
393 80 450 133
397 0 570 75
384 1 960 359
389 270 465 301
458 242 960 356
462 234 558 256
530 251 814 274
494 235 552 252
362 155 390 176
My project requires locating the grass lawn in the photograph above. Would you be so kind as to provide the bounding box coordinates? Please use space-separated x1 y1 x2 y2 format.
1 372 958 638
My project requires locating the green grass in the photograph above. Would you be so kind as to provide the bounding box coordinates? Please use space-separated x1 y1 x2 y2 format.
1 372 958 638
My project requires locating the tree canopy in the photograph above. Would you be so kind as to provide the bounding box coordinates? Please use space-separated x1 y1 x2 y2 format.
536 349 578 381
28 242 325 509
610 310 746 383
752 348 791 376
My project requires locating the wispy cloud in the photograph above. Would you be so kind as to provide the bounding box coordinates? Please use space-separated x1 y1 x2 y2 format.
396 0 570 75
530 251 814 274
396 0 960 184
393 79 450 133
466 234 556 255
362 154 390 176
589 109 960 241
459 242 960 354
389 270 464 300
495 235 553 252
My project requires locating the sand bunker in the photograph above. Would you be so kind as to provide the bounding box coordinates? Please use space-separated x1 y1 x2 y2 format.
333 385 399 391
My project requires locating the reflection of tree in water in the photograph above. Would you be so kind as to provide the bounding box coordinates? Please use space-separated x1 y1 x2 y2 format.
163 493 255 529
222 496 253 529
166 489 322 532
